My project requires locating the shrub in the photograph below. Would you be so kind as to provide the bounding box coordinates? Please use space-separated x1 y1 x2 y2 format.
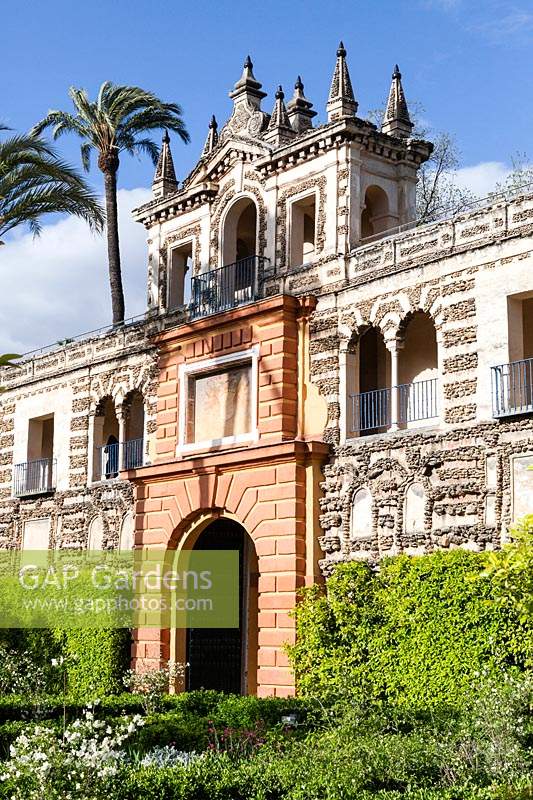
483 514 533 632
0 708 144 800
131 711 207 752
288 550 531 709
123 661 186 714
61 629 131 699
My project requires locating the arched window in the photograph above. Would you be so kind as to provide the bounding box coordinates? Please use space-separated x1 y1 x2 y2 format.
404 483 426 533
361 185 390 238
222 197 257 266
290 193 317 267
123 390 145 469
399 311 439 426
351 487 373 540
350 326 391 435
168 242 193 309
93 397 119 480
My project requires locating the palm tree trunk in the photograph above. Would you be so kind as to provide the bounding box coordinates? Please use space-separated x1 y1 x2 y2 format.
103 167 125 325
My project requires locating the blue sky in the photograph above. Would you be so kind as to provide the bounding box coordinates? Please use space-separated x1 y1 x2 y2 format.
1 0 532 351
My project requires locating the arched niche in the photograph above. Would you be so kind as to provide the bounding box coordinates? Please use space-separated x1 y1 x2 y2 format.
222 197 258 266
87 515 105 550
404 482 426 533
351 487 373 540
119 511 135 551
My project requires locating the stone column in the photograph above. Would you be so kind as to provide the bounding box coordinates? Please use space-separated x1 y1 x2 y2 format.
117 406 127 471
387 339 403 431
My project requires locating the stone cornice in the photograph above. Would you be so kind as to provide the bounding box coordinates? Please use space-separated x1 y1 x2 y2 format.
133 181 219 225
254 118 432 176
125 438 330 484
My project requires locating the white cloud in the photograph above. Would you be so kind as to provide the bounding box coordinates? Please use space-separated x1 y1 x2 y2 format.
0 188 151 355
452 161 510 197
475 10 533 42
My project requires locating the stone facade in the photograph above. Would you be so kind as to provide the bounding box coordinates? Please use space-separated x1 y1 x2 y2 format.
1 44 532 696
0 321 158 550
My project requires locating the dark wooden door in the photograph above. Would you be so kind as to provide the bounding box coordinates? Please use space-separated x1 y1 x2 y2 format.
186 519 244 694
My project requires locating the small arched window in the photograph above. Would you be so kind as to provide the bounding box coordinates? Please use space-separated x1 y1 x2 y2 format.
361 185 390 238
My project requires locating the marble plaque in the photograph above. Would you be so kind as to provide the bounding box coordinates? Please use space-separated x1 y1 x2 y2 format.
191 364 252 443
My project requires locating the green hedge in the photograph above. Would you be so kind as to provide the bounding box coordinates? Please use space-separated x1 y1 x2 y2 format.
288 550 532 709
61 628 131 699
0 692 316 758
0 690 311 724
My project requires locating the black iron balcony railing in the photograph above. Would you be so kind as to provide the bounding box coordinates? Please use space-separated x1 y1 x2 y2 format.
96 438 144 481
351 388 391 433
491 357 533 417
398 378 439 424
350 378 439 434
14 457 56 497
189 256 267 319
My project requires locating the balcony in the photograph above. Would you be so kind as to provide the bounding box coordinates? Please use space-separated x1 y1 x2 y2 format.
14 457 56 497
492 357 533 418
189 256 266 320
350 378 438 434
96 438 144 481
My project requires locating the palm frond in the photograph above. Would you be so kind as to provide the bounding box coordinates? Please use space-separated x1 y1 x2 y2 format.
0 132 105 239
80 142 92 172
129 137 160 165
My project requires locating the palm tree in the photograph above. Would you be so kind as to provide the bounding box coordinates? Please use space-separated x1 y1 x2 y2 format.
0 126 104 242
33 83 190 324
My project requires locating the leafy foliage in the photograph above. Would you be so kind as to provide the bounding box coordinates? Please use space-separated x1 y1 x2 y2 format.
482 515 533 629
288 550 531 708
123 661 186 714
60 629 132 700
32 83 189 172
0 707 144 800
0 128 103 241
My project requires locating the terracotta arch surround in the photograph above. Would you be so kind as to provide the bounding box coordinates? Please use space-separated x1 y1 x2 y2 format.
127 294 329 697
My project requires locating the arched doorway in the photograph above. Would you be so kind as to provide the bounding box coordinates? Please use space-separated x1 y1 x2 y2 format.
186 518 258 694
92 397 119 480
